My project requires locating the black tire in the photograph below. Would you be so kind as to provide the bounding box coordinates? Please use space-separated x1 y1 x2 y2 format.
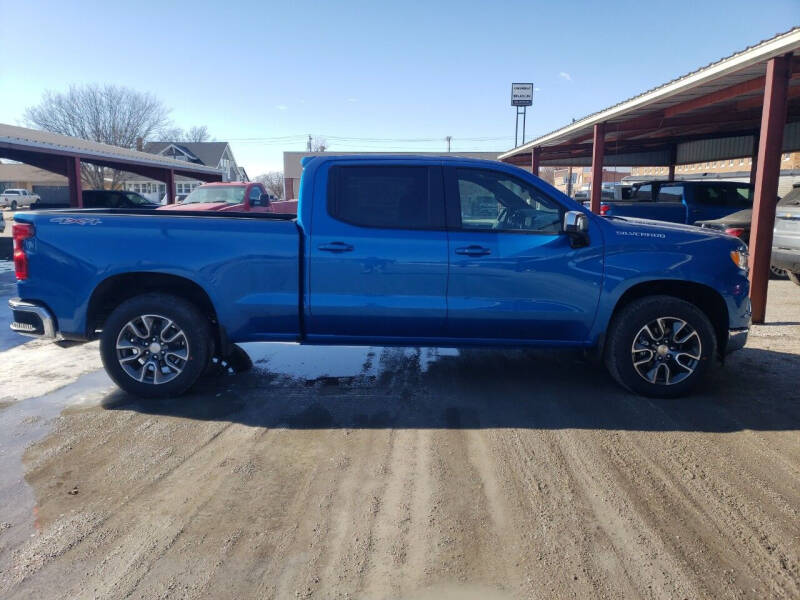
100 293 212 398
770 266 787 279
604 295 717 398
788 271 800 287
10 200 17 211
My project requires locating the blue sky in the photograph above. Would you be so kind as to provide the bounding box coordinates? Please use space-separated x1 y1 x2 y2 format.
0 0 798 174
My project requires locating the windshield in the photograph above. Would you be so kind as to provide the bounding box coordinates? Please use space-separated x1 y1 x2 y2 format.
778 186 800 207
123 192 154 206
181 186 246 205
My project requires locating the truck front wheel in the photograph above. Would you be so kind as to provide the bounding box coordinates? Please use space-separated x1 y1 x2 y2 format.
100 293 212 398
604 296 717 398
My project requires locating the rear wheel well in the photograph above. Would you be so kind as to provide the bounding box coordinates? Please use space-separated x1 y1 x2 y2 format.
609 280 729 354
87 273 223 351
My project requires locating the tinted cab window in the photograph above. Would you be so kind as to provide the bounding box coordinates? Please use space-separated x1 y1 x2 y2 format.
631 184 654 202
455 168 562 233
328 166 443 229
657 185 684 203
694 184 753 208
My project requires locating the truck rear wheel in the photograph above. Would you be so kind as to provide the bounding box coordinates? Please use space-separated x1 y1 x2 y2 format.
787 271 800 287
604 296 716 398
100 293 211 398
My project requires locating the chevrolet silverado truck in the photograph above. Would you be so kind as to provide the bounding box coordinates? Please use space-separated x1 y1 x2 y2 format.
9 156 751 398
588 180 754 225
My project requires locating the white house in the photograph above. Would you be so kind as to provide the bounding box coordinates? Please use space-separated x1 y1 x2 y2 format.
123 141 247 199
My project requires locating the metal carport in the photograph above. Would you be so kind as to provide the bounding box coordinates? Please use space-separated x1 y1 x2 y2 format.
0 123 223 206
500 28 800 324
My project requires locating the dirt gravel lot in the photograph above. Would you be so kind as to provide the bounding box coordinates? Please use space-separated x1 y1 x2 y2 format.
0 280 798 599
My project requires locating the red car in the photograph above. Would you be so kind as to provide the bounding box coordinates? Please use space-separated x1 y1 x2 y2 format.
159 182 297 214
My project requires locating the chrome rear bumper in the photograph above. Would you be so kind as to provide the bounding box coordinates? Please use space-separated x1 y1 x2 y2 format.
8 298 56 338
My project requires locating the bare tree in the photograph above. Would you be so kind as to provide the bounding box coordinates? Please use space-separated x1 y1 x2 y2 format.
254 171 284 200
160 125 212 143
308 136 328 152
24 84 172 189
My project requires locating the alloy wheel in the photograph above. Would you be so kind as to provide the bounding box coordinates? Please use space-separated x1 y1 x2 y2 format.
630 317 701 386
115 314 189 384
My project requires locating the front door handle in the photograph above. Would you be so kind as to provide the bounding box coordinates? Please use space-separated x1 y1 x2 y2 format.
318 242 354 253
455 245 491 256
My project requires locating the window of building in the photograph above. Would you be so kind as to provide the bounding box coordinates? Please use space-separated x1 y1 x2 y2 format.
176 183 199 195
784 153 791 161
327 165 442 230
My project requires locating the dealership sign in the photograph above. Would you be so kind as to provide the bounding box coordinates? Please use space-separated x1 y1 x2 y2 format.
511 83 533 107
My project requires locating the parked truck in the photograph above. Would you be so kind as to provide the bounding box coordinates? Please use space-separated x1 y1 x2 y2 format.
587 180 754 225
1 188 39 210
161 181 298 214
9 156 750 398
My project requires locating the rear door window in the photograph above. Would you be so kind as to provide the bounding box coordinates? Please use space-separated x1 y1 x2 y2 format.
656 185 684 203
328 166 444 229
694 184 752 207
729 186 753 207
631 184 654 201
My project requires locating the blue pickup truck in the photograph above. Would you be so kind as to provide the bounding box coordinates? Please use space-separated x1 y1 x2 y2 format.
9 156 751 398
588 180 754 224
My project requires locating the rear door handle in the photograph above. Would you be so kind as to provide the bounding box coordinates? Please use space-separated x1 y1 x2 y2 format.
455 245 491 256
318 242 354 253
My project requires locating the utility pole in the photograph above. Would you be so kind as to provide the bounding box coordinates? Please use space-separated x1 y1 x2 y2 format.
307 135 312 152
445 136 452 152
567 166 573 197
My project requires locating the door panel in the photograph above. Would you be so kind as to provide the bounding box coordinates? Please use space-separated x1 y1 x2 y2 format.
307 164 448 339
445 167 603 342
447 231 603 341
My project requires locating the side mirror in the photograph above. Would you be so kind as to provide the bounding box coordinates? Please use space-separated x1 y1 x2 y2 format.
564 210 590 248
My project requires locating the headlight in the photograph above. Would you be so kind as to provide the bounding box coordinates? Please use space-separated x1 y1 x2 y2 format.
730 247 749 272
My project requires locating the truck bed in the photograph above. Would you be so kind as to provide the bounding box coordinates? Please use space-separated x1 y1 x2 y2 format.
15 209 302 342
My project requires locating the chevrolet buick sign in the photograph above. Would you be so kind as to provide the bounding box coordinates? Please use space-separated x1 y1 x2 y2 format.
511 83 533 106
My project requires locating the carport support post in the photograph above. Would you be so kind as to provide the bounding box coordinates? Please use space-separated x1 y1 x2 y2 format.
166 169 176 204
590 123 605 214
667 144 677 180
531 147 541 177
67 156 82 208
749 54 790 324
749 132 760 185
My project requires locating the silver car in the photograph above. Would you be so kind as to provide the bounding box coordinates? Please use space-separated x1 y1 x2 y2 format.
772 183 800 285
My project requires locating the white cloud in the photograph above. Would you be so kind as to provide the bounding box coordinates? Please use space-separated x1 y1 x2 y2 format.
346 97 359 103
534 86 542 92
558 72 572 82
275 104 288 110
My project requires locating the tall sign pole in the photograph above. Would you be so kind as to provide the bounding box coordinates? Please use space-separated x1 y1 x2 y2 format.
511 83 533 147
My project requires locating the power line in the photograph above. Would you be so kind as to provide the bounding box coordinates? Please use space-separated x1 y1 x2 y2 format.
227 134 512 143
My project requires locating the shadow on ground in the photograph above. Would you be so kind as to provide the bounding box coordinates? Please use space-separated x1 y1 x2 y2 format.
103 344 800 433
